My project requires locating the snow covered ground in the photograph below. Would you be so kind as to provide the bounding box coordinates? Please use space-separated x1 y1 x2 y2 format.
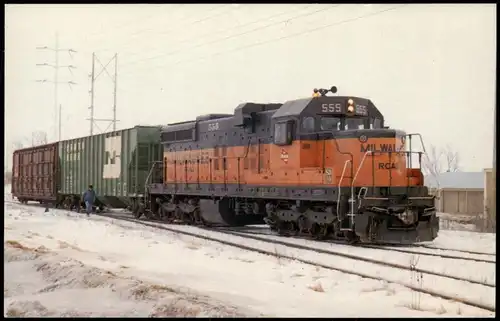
437 212 483 232
4 200 495 317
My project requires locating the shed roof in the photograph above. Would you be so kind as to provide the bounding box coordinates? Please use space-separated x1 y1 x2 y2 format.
424 171 484 189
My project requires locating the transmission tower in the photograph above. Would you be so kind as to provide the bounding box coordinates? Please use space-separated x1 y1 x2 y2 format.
35 32 77 142
87 52 119 135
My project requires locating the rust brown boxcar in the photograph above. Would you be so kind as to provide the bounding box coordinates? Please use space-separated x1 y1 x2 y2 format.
11 142 59 204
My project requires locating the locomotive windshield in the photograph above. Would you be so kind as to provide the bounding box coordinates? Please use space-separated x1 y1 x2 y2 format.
345 118 366 130
320 117 341 131
317 116 384 131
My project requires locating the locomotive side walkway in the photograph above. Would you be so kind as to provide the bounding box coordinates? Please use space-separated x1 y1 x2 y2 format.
4 200 495 317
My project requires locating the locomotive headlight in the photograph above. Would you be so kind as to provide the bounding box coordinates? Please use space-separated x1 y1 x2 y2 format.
347 98 355 113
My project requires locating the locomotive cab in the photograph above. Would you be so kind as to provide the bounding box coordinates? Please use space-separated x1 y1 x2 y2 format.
267 88 438 244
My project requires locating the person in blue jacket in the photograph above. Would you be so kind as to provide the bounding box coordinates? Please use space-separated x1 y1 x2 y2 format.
82 185 96 216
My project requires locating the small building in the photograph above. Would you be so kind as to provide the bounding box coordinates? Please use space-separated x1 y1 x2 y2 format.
424 171 485 216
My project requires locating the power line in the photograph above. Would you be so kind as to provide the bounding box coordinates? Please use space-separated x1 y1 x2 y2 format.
90 4 231 55
35 32 77 142
120 4 407 76
120 4 337 68
118 4 312 63
86 5 186 40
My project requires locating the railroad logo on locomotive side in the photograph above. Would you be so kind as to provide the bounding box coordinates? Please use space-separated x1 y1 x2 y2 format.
360 143 397 153
280 149 289 164
324 168 333 183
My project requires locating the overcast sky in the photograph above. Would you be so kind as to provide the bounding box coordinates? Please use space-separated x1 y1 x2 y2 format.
4 4 496 171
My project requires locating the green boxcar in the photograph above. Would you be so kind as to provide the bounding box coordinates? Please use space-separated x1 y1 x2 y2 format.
58 126 163 208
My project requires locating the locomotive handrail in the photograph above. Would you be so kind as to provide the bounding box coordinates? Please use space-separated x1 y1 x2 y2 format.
404 134 439 198
351 151 373 188
213 138 253 161
336 159 351 217
348 151 373 227
144 161 163 199
332 136 354 179
405 133 427 154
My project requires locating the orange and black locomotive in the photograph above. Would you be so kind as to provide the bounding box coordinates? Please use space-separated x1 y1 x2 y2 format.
142 86 439 244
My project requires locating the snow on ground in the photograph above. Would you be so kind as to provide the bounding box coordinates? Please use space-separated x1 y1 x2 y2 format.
4 202 494 317
4 185 12 201
122 220 495 309
437 212 483 232
427 229 496 255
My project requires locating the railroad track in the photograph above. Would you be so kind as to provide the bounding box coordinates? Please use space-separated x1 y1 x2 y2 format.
6 199 494 259
219 226 496 264
223 225 497 258
415 244 495 257
206 228 495 286
4 200 495 264
5 201 494 313
89 212 498 313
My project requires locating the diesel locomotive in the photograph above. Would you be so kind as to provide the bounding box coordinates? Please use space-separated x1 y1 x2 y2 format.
138 86 439 244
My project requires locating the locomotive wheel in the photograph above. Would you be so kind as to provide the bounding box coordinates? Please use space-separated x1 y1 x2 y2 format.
345 231 360 244
182 212 194 225
310 223 327 240
297 215 307 233
158 205 167 221
218 198 239 226
276 221 291 236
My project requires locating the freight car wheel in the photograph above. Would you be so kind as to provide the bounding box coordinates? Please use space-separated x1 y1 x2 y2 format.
131 200 143 219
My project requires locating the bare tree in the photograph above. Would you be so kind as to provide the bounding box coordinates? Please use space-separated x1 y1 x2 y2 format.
444 144 460 172
31 131 48 146
4 171 12 185
422 145 443 188
421 144 461 189
12 140 24 150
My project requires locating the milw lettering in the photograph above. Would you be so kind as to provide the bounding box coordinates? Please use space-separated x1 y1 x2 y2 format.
360 143 398 153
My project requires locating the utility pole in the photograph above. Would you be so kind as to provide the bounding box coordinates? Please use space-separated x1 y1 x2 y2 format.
90 53 95 136
59 104 62 143
36 32 77 142
113 54 118 131
491 76 496 231
87 52 119 135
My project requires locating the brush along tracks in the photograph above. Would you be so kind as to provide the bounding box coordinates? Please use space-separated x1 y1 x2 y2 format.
6 201 496 312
